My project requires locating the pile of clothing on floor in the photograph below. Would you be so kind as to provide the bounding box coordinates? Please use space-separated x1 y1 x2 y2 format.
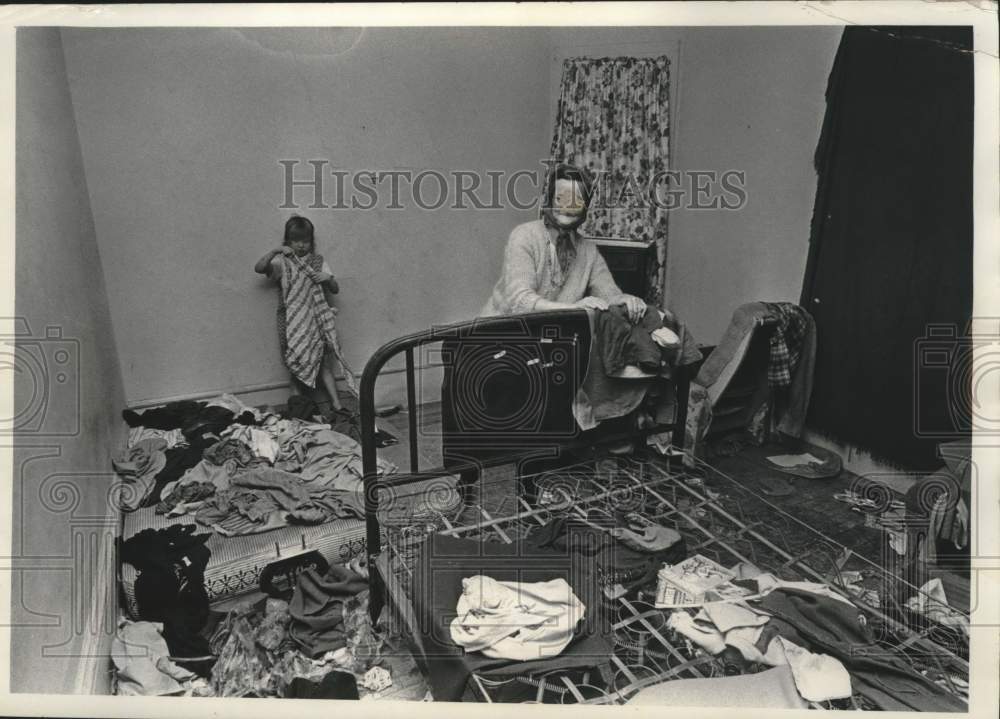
112 393 395 536
647 563 966 710
114 549 396 698
407 507 967 709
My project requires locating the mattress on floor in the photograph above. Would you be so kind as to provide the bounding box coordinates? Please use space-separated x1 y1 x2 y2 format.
119 506 370 618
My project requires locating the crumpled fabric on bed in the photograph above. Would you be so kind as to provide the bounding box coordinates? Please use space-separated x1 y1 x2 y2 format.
157 437 271 506
274 426 364 486
527 515 687 592
124 401 256 451
168 466 363 536
573 307 701 430
666 609 852 702
204 393 263 422
272 422 395 488
113 438 168 511
144 444 207 508
160 459 239 500
610 522 682 553
221 424 282 464
594 304 666 376
127 426 187 450
410 533 614 702
156 480 217 515
263 416 328 445
753 585 967 711
286 487 364 525
700 601 771 634
449 575 585 661
203 437 257 469
123 400 209 430
751 572 856 606
193 468 309 535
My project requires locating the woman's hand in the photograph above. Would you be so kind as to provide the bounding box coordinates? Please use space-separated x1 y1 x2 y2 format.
622 295 647 323
575 296 610 311
278 246 294 256
314 271 333 284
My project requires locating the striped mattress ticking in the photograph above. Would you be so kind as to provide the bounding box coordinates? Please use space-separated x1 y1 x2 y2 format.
119 506 370 618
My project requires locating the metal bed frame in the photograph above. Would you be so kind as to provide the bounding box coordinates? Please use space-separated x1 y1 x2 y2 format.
357 311 969 707
359 309 691 623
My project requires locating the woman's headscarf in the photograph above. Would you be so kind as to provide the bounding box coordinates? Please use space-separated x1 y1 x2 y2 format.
541 164 594 285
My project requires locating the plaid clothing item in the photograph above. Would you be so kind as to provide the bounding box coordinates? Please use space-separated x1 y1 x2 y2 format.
276 253 358 393
764 302 809 387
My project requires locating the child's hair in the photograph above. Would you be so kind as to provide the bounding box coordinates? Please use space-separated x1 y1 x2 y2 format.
283 215 316 252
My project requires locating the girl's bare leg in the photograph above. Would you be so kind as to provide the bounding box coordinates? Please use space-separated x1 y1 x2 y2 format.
319 352 343 411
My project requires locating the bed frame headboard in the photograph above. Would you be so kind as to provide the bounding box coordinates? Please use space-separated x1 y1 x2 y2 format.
358 309 691 620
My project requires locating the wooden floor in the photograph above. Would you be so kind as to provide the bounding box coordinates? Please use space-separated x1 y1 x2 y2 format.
377 401 443 472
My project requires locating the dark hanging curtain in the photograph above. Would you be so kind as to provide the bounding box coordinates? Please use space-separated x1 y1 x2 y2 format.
801 27 974 470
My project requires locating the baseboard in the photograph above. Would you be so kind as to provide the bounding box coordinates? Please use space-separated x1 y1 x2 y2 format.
125 361 446 411
127 379 293 410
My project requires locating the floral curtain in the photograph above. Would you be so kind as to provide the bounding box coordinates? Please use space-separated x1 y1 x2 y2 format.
548 56 671 305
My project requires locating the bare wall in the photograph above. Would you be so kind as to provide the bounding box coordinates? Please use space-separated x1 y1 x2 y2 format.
668 27 842 343
549 27 840 344
60 27 554 407
55 26 840 406
13 28 127 694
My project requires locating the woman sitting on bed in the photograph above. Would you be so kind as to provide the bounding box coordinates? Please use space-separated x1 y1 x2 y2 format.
480 163 647 323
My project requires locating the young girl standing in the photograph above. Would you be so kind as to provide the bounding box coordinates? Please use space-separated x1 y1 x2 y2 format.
255 215 357 413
